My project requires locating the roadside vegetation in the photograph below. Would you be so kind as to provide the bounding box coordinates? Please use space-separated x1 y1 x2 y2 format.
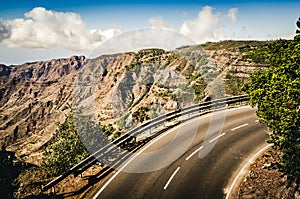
41 114 89 176
132 106 150 123
243 18 300 183
3 37 287 198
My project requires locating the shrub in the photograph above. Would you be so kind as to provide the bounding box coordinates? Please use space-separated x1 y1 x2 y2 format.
41 114 89 176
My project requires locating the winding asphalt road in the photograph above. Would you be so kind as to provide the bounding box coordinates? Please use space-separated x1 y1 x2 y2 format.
92 106 269 199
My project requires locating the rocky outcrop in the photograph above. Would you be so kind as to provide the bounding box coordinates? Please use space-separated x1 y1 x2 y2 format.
205 49 268 77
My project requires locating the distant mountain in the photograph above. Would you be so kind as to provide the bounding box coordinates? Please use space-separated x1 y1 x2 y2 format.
0 41 271 164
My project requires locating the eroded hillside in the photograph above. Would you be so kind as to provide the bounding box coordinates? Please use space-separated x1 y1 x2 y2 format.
0 41 271 164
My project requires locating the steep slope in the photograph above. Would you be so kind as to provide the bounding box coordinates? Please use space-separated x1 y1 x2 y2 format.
201 40 271 95
0 56 86 162
0 41 271 164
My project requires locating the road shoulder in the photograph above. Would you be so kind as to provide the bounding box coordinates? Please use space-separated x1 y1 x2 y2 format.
224 143 272 198
226 145 300 198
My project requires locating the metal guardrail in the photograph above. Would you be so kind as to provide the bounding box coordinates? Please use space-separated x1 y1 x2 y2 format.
42 95 249 192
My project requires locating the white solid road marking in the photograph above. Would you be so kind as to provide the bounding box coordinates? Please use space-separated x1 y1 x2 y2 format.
186 146 204 161
231 123 248 131
163 167 181 190
224 144 273 199
209 133 226 143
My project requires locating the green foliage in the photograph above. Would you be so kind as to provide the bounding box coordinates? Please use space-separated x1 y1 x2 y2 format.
225 74 247 96
112 131 121 140
133 106 150 123
137 48 165 58
156 90 178 101
116 113 130 130
178 83 188 90
243 34 300 180
189 72 202 82
42 114 89 176
202 40 272 52
192 79 207 102
241 45 269 64
101 123 115 137
165 54 180 65
156 82 168 89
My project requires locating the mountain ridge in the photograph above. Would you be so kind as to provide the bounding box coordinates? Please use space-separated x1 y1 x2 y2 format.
0 41 271 164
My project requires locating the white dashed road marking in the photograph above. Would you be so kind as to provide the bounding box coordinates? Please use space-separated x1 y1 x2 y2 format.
231 123 248 131
186 146 204 161
163 167 181 190
209 133 226 143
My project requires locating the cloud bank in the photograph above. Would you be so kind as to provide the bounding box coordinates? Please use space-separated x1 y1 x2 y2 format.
180 6 239 43
0 6 240 51
0 7 121 51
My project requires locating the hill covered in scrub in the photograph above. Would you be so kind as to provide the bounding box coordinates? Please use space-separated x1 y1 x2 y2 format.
0 40 271 165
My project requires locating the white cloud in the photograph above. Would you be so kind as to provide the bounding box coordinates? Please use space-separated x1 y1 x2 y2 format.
228 8 238 23
89 28 195 58
0 20 11 41
148 17 172 30
180 6 225 43
0 7 121 52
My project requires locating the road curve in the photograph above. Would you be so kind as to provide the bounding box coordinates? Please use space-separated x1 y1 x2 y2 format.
93 106 269 199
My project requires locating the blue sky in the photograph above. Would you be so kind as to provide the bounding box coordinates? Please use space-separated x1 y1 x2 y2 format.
0 0 299 65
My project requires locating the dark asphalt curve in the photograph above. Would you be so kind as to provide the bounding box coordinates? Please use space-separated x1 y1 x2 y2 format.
93 106 269 199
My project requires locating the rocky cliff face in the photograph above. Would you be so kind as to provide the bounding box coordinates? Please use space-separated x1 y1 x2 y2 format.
0 41 270 164
0 56 85 162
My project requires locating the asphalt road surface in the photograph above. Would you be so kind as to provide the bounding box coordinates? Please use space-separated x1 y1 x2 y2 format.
93 106 269 199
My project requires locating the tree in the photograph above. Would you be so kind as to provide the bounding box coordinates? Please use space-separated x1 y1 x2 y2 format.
42 114 89 176
133 106 150 123
243 21 300 181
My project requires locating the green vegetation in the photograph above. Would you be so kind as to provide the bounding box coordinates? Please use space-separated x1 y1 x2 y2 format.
165 54 180 65
101 123 115 137
202 40 272 52
242 49 268 63
42 114 89 176
41 113 119 175
156 82 168 89
155 90 178 101
178 83 188 90
191 78 207 102
116 113 130 130
137 48 165 57
100 123 121 140
225 74 247 96
132 106 150 123
188 72 202 82
243 20 300 181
